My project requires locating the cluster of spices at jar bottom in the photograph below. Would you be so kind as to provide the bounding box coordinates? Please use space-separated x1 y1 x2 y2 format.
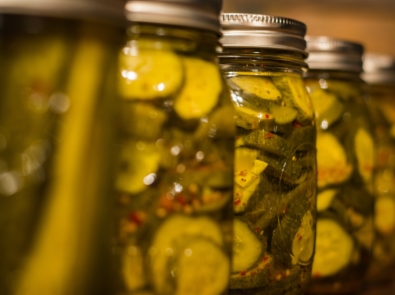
223 72 317 295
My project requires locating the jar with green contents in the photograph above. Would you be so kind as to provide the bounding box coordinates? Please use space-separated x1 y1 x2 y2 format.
219 14 317 295
304 37 375 294
362 53 395 292
112 1 235 294
0 1 125 295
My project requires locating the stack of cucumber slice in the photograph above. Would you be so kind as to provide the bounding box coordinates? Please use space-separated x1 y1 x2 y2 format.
114 40 235 295
227 73 317 294
306 78 375 289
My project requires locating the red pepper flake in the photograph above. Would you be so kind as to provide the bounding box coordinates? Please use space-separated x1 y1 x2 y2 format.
177 195 187 206
234 199 241 206
129 212 144 225
264 132 275 139
240 270 247 276
298 235 303 241
292 120 302 128
262 256 269 262
254 227 261 233
264 113 271 119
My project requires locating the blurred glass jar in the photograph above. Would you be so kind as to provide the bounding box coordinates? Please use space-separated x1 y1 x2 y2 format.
0 1 125 295
304 37 375 294
111 1 235 295
362 53 395 289
219 14 317 295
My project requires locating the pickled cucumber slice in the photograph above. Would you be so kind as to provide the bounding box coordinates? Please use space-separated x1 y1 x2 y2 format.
311 218 354 277
149 215 224 295
234 104 274 130
235 147 260 175
309 88 344 129
122 245 146 291
317 189 338 211
119 49 183 99
229 254 272 289
229 76 281 101
241 129 292 158
354 128 374 184
233 219 263 273
272 75 314 122
270 104 298 125
193 105 235 139
271 195 309 266
291 210 315 265
234 176 260 213
316 132 352 188
174 57 221 120
375 196 395 235
262 155 305 185
174 238 230 295
235 159 267 188
120 102 167 139
326 80 360 100
115 140 160 194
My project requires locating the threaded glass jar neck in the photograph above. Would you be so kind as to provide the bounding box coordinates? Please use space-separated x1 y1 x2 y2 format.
219 48 308 75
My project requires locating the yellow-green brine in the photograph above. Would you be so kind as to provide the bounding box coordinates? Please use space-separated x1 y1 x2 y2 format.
304 37 375 294
112 1 235 294
219 13 317 295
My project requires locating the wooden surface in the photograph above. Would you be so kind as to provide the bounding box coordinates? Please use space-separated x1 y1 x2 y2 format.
223 0 395 57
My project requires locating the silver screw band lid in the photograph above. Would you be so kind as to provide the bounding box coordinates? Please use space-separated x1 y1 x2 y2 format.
363 53 395 85
125 0 222 34
306 36 364 73
220 13 308 56
0 0 126 25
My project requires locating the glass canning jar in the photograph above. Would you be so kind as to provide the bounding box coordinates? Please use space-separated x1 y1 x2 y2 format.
111 1 235 295
219 13 317 295
362 53 395 292
304 36 375 295
0 1 125 295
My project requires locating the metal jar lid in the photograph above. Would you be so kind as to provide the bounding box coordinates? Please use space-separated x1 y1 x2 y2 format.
220 13 308 56
306 36 364 73
125 0 222 34
362 53 395 85
0 0 126 25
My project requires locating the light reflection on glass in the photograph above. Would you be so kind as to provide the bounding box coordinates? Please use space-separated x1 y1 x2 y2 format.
319 78 328 89
157 83 165 91
121 70 138 81
143 173 156 186
171 145 181 156
208 125 217 138
0 171 23 196
174 182 183 193
196 151 204 161
49 92 70 114
321 120 328 130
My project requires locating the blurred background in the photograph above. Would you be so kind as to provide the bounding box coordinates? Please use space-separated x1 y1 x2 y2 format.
223 0 395 56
